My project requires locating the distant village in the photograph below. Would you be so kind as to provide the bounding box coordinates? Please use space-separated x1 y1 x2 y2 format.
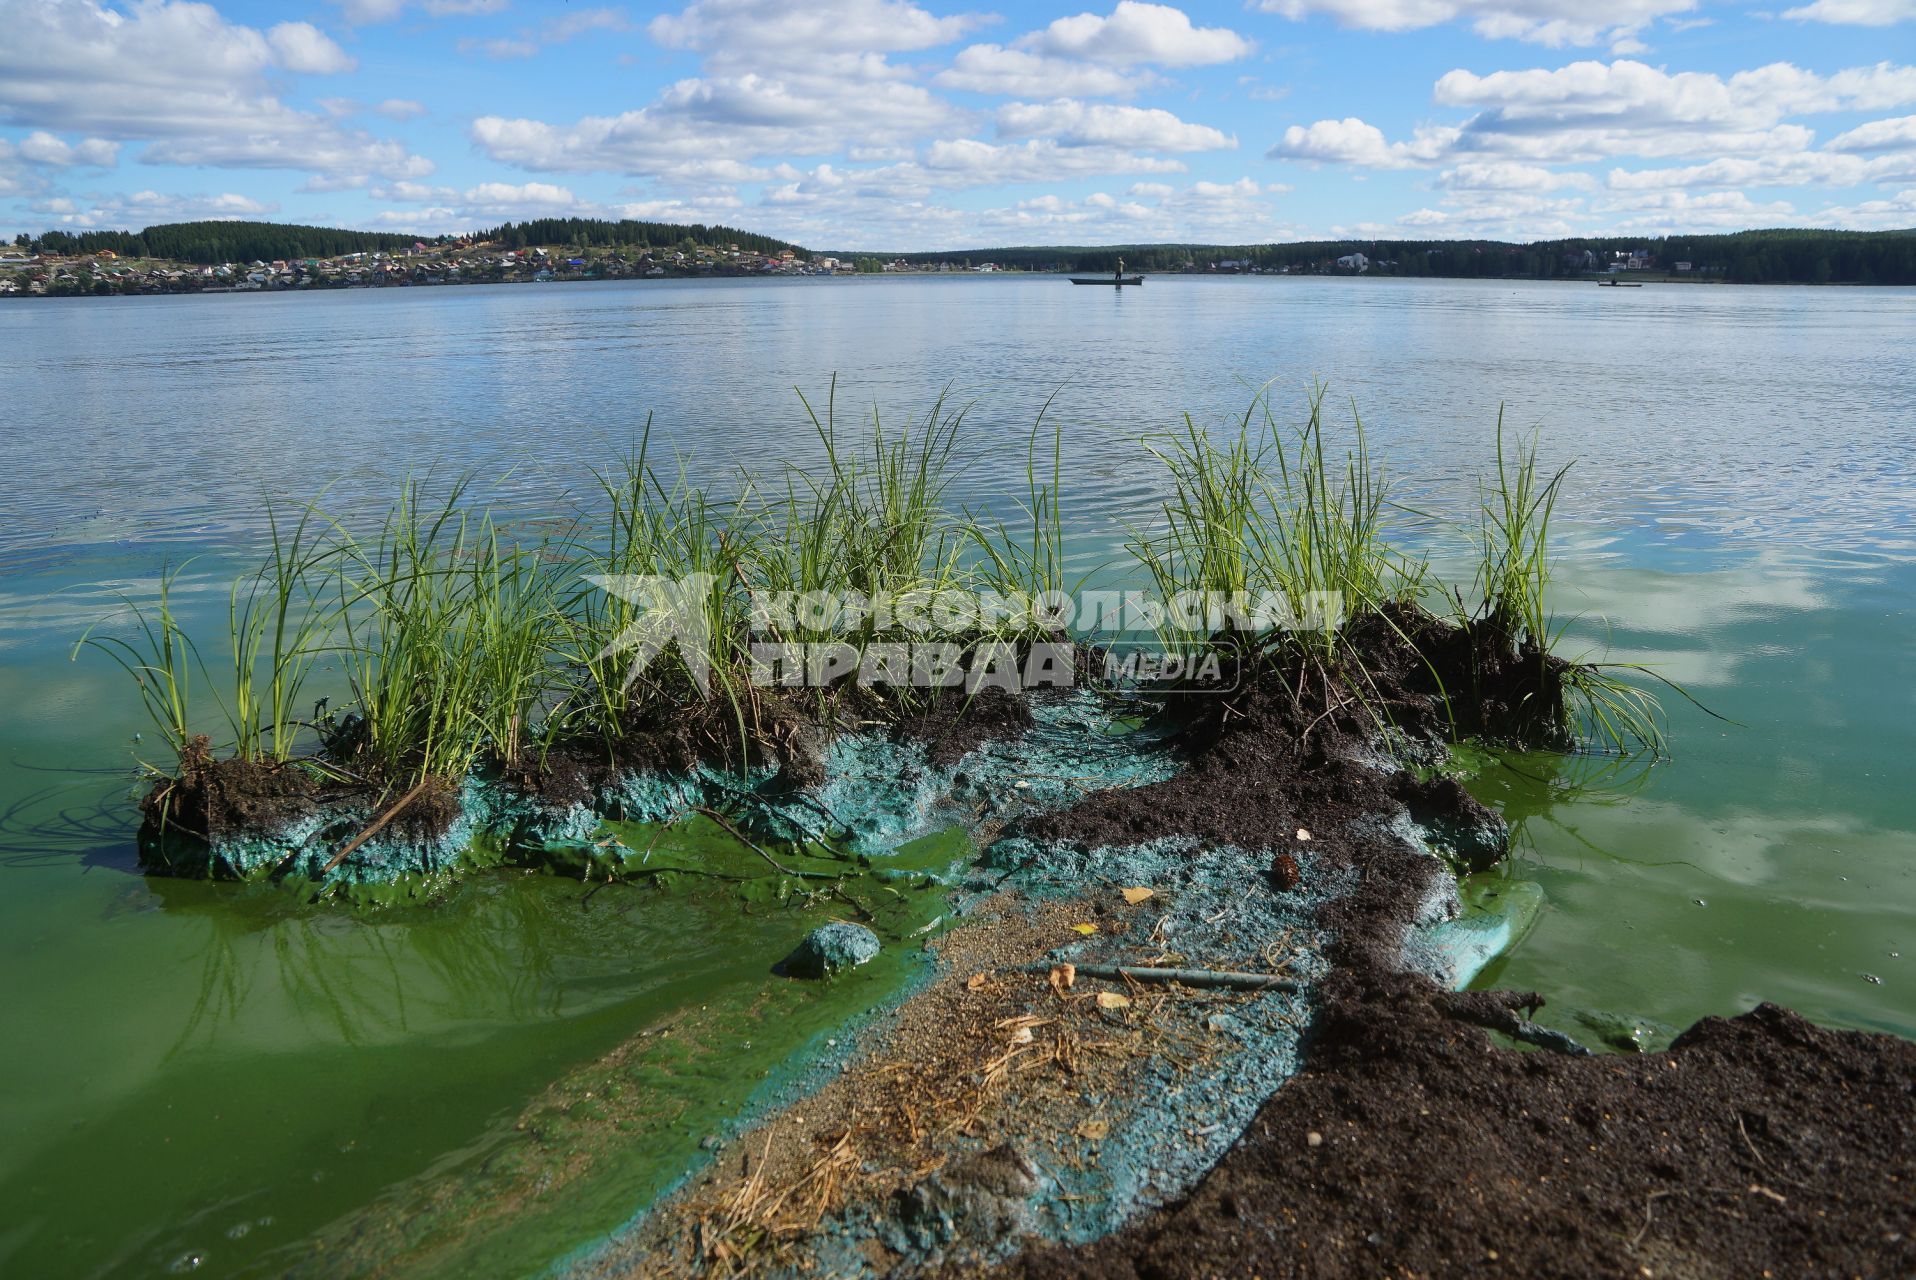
0 236 1704 298
0 238 904 297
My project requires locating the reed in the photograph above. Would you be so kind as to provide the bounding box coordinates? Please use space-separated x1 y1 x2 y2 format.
329 481 573 786
965 398 1081 638
82 384 1689 820
223 500 339 764
1129 386 1417 666
75 563 201 767
1473 412 1565 653
1254 385 1420 661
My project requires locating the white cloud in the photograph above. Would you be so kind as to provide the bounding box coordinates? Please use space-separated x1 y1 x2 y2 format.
934 44 1156 97
650 0 986 61
1436 160 1593 189
1826 114 1916 152
1015 2 1253 67
1806 186 1916 227
15 130 119 167
1782 0 1916 25
473 64 961 174
331 0 506 26
995 100 1233 150
917 136 1188 183
30 188 278 229
1595 187 1801 230
372 180 460 202
1267 117 1457 167
1433 60 1916 131
1605 153 1879 188
297 173 369 192
461 180 579 211
267 21 356 74
0 0 431 181
1273 59 1916 177
1251 0 1694 48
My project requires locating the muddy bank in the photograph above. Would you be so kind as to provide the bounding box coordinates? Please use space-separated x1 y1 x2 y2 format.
1002 652 1916 1278
562 631 1913 1278
1009 988 1916 1279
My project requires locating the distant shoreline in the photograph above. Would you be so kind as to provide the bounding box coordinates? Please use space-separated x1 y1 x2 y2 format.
5 268 1902 302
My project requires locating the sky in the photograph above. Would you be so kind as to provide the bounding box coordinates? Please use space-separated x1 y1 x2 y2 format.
1 0 1913 250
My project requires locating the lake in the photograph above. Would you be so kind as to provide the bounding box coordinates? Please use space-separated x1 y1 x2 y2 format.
2 274 1914 1276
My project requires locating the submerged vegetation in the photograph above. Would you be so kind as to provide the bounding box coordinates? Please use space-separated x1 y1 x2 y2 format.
78 384 1674 885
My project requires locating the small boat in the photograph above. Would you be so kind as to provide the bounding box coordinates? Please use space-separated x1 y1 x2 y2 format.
1597 278 1643 287
1071 256 1144 286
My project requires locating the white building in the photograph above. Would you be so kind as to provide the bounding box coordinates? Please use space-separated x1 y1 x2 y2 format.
1336 252 1369 272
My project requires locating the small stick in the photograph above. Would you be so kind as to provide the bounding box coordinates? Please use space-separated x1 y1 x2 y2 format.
1023 962 1299 992
691 806 837 880
318 778 430 876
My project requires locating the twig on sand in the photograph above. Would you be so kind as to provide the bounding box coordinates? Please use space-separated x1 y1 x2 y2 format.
1022 962 1299 992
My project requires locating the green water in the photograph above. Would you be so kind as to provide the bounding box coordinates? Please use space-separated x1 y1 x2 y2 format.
0 596 962 1277
5 279 1914 1275
1470 550 1916 1048
13 547 1911 1276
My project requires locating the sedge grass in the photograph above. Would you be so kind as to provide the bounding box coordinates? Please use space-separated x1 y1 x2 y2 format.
81 383 1692 816
223 499 339 765
75 564 202 768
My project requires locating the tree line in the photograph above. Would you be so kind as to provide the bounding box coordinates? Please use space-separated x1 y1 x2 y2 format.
16 217 803 265
877 229 1916 285
21 222 428 264
476 217 799 256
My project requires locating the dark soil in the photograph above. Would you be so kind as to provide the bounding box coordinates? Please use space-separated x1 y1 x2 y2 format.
141 736 464 862
998 617 1916 1280
1010 979 1916 1279
893 685 1033 768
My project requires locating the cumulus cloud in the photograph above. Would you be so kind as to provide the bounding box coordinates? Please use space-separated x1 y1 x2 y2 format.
1273 60 1916 176
1595 187 1801 230
267 21 357 74
1826 114 1916 152
0 0 431 181
995 100 1233 150
30 188 278 228
934 45 1157 97
1014 2 1253 67
1436 160 1593 189
1782 0 1916 25
1267 117 1458 167
1604 153 1884 188
473 65 961 174
14 131 120 167
331 0 507 26
461 180 579 211
650 0 986 61
1251 0 1695 48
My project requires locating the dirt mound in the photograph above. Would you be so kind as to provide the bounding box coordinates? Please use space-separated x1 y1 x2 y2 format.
1001 624 1916 1280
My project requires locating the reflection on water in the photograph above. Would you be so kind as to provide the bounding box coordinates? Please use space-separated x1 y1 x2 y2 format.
2 276 1914 1275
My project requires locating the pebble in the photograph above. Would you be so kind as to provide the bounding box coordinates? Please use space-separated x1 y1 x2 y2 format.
1306 1131 1323 1147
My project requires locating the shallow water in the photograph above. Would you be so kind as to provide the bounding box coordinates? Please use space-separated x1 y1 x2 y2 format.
2 275 1914 1275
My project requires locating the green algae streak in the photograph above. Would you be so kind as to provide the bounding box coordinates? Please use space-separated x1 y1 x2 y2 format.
274 821 968 1280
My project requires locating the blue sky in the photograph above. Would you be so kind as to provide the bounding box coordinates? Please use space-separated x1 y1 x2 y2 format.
1 0 1912 249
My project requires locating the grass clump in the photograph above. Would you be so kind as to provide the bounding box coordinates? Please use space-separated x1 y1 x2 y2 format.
79 381 1687 881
